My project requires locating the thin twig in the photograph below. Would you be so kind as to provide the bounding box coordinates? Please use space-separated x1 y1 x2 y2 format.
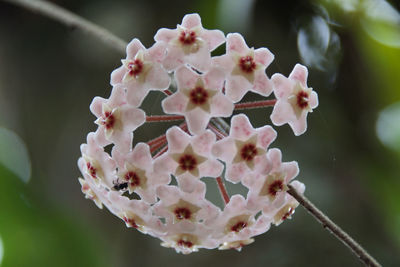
5 0 382 265
2 0 127 54
287 184 381 267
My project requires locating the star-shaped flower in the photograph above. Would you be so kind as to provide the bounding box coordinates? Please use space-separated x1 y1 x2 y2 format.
263 180 305 226
153 182 220 225
90 85 145 150
78 177 103 209
111 39 170 107
212 33 274 102
270 64 319 136
212 114 277 183
162 66 234 134
78 132 116 185
154 126 223 192
244 148 299 210
111 143 170 204
154 13 225 72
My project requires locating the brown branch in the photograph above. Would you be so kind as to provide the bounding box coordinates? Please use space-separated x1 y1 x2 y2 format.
2 0 127 54
287 184 381 267
4 0 383 265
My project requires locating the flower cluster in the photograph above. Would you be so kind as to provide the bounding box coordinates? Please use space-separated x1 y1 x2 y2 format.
78 13 318 254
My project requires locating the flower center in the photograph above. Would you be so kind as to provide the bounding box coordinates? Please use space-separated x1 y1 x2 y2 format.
101 111 115 129
231 221 248 232
86 162 97 179
123 216 139 228
178 155 197 171
174 207 192 220
127 59 144 76
240 143 258 161
268 180 284 196
239 56 256 73
124 171 141 187
282 206 295 221
296 90 309 109
177 239 193 248
179 30 196 45
189 86 208 105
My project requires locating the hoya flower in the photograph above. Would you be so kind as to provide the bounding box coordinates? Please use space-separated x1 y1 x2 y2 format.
111 39 170 107
153 182 220 225
162 66 234 134
212 114 277 183
78 13 314 254
78 177 103 209
154 13 225 72
160 221 218 254
270 64 319 135
263 180 305 226
154 126 223 192
90 85 145 150
213 33 274 102
78 132 116 185
244 148 299 210
111 143 170 204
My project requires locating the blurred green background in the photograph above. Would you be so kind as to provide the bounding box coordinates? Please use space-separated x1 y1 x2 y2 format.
0 0 400 266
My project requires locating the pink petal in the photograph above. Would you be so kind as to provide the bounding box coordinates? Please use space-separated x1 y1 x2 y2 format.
120 106 145 132
290 180 305 194
192 130 216 154
255 48 274 66
202 29 225 51
267 148 282 170
126 38 146 59
110 130 133 153
162 46 185 71
252 71 273 97
146 64 171 90
271 73 293 99
176 174 202 193
289 64 308 87
126 83 148 107
225 75 250 103
175 66 198 89
212 138 235 161
130 143 153 170
166 126 190 152
199 159 223 177
162 92 187 113
212 54 234 73
89 96 105 118
185 44 211 72
211 94 234 117
147 42 167 62
257 126 277 148
226 33 249 54
186 110 211 135
204 68 225 90
154 154 177 174
226 162 248 183
230 114 255 140
181 13 202 29
108 85 126 107
282 161 299 183
288 112 307 136
270 100 295 126
110 66 125 86
154 28 177 43
310 91 319 109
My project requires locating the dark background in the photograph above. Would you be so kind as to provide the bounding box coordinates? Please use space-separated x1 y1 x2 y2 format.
0 0 400 266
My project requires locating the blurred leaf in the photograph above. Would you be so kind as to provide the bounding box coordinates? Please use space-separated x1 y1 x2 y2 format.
0 165 110 267
0 127 31 183
376 102 400 152
297 16 341 72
